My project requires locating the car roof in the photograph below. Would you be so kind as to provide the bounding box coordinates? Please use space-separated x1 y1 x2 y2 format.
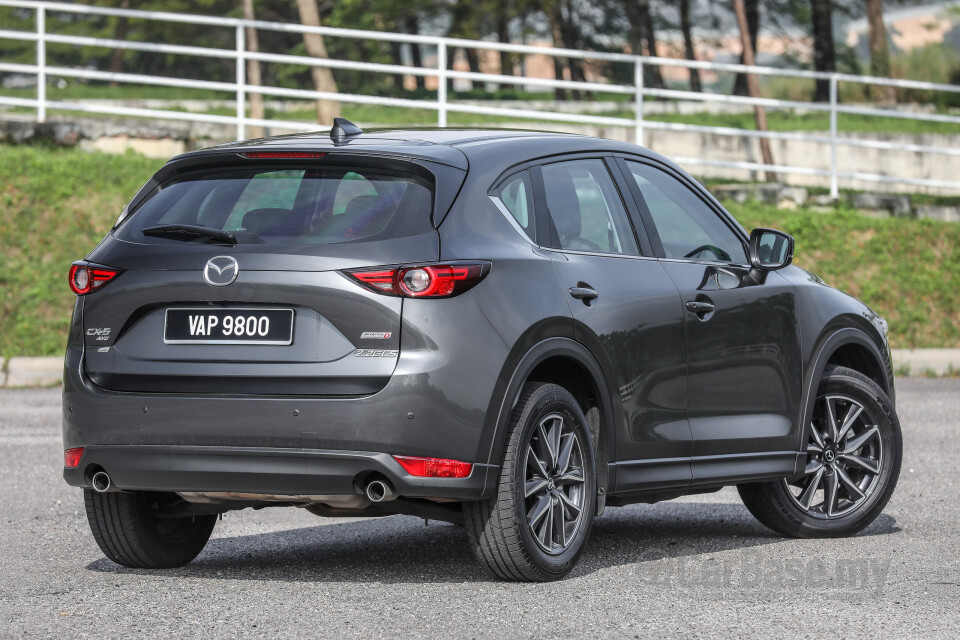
179 127 672 172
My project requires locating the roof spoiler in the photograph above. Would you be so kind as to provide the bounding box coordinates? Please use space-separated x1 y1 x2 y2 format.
330 117 363 144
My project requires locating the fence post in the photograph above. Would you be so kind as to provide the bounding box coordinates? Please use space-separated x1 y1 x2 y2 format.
235 23 246 140
437 41 447 128
634 59 644 147
36 5 45 123
829 75 838 199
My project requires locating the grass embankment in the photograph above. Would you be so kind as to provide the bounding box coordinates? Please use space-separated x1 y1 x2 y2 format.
0 145 957 357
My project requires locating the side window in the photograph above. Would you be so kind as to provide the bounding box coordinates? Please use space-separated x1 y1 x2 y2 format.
540 159 640 256
497 171 535 242
625 161 747 263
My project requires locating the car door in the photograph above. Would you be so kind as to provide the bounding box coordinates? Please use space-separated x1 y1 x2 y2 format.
617 158 803 483
529 156 692 491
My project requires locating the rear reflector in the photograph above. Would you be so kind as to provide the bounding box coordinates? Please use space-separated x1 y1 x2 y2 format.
345 262 490 298
393 455 473 478
69 263 120 295
242 151 326 159
64 447 84 469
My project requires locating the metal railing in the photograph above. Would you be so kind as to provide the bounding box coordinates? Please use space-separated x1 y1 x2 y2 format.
2 0 960 196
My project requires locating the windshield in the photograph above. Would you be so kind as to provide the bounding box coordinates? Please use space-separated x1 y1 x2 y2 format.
116 165 433 245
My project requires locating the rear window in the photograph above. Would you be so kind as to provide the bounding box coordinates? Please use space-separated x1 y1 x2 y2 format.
116 166 433 245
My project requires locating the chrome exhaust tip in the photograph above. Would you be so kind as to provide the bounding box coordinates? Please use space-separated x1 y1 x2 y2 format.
365 479 397 503
91 471 112 493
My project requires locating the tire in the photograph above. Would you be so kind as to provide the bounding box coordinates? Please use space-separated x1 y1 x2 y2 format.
738 365 902 538
84 489 217 568
464 382 597 581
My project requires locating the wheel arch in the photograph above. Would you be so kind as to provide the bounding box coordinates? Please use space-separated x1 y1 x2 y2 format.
795 327 893 473
482 337 616 497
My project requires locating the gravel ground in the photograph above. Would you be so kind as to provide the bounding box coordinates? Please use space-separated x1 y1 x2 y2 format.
0 379 957 639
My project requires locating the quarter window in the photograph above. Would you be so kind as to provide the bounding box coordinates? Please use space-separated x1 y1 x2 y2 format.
625 161 747 263
498 171 535 242
540 159 639 256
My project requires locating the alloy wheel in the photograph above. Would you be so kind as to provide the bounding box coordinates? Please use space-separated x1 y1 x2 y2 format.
783 394 883 519
524 412 587 554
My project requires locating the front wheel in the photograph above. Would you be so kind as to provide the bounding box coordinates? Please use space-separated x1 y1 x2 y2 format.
84 490 217 568
739 365 902 538
464 382 597 581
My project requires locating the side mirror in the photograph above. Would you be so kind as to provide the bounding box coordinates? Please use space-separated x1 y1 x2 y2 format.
747 228 794 284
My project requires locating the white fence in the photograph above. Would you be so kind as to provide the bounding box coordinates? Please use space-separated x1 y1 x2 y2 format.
2 0 960 196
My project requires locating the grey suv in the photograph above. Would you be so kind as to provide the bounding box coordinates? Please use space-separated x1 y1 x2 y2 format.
62 122 902 581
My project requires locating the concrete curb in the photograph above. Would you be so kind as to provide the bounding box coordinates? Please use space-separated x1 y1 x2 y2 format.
0 350 957 389
891 349 960 376
4 357 62 388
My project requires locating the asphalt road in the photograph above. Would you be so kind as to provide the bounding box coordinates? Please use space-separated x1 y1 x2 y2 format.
1 380 957 639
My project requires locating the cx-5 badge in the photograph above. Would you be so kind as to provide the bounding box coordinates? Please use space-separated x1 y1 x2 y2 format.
203 256 239 287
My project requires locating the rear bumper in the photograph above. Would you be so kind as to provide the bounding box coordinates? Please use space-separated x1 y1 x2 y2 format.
63 445 497 500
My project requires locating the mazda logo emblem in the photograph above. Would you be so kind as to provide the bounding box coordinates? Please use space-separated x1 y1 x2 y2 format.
203 256 239 287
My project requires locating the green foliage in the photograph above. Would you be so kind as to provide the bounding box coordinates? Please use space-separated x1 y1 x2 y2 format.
1 145 959 356
727 200 960 350
0 145 163 358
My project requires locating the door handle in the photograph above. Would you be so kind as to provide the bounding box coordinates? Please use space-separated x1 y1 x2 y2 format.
685 300 715 315
569 286 598 302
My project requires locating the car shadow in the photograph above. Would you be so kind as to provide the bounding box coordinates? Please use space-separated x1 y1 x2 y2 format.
85 502 900 584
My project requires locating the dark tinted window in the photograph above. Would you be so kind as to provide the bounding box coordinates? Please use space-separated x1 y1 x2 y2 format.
626 161 747 263
117 166 432 245
497 171 535 242
540 159 639 256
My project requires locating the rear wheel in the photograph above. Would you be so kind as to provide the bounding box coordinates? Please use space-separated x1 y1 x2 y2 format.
464 382 597 581
738 365 902 538
84 490 216 568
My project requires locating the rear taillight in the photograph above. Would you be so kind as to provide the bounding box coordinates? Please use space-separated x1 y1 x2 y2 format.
345 262 490 298
69 263 120 295
64 447 84 468
393 455 473 478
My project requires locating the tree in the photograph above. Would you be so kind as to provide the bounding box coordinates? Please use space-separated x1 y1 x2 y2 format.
865 0 895 103
621 0 663 89
241 0 265 138
809 0 836 102
731 0 759 96
679 0 701 92
733 0 776 181
294 0 340 124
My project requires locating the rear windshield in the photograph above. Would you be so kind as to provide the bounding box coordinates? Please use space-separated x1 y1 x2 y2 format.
116 165 433 245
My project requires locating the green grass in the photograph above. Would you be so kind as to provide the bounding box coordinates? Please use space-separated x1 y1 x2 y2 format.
728 201 960 349
7 82 960 135
0 144 958 357
0 146 164 357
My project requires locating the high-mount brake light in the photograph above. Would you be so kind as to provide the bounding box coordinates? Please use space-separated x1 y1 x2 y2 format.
344 263 490 299
242 151 326 159
393 455 473 478
69 264 120 295
64 447 84 469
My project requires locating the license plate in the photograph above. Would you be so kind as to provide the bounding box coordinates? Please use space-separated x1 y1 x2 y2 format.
164 308 294 345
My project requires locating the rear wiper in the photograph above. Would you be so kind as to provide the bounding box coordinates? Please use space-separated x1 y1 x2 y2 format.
141 224 237 245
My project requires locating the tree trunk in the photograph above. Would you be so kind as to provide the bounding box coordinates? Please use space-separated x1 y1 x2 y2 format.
294 0 340 124
495 11 513 86
547 2 573 100
107 0 130 86
639 0 663 89
622 0 663 89
242 0 264 138
733 0 776 181
809 0 835 102
732 0 759 96
866 0 895 103
389 41 405 90
405 15 425 90
679 0 701 92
